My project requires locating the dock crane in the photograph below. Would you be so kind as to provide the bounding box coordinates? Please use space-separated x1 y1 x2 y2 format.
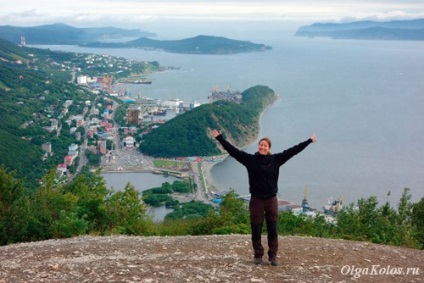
301 184 311 212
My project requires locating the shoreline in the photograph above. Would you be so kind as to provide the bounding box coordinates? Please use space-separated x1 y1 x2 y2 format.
203 95 279 191
200 159 224 193
98 94 279 196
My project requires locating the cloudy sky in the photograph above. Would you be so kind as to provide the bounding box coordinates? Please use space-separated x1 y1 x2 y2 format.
1 0 424 35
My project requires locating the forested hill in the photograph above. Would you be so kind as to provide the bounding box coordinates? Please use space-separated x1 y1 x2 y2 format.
0 23 271 55
295 18 424 40
139 85 277 157
0 23 155 45
0 38 31 61
82 35 272 54
0 38 94 189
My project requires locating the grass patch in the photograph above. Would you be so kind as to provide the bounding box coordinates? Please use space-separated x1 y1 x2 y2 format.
153 159 186 168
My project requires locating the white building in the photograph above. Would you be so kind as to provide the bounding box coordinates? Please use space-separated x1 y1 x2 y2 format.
77 75 88 85
183 101 201 110
68 143 79 156
163 99 183 109
123 136 136 147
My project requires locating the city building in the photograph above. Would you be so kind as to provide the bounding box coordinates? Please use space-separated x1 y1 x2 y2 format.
77 75 88 85
99 140 107 155
127 106 141 124
68 143 79 156
123 136 136 147
64 155 76 165
57 163 67 176
163 98 183 109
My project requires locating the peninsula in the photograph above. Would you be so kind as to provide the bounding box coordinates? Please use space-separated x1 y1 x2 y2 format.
0 23 272 55
81 35 272 54
140 85 277 157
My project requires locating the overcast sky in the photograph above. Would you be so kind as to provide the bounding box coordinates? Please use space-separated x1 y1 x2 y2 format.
1 0 424 35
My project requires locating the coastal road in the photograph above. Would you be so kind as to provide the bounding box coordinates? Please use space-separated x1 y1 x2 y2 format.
191 162 211 203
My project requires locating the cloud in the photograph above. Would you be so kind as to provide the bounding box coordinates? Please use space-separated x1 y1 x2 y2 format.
0 0 423 28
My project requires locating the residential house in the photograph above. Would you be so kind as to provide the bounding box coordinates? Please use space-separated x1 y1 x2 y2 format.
68 143 79 156
64 155 75 166
57 163 67 176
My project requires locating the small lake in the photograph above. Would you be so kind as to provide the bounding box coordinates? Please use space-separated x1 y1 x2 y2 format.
101 172 178 221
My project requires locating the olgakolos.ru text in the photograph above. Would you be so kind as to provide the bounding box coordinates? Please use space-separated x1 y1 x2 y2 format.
341 265 420 279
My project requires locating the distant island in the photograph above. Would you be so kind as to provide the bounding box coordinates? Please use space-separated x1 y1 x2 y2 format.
0 23 272 55
81 35 272 54
295 18 424 41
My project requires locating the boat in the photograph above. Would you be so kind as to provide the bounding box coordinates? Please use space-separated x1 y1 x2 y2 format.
133 79 152 84
122 78 153 84
323 195 343 216
152 109 167 116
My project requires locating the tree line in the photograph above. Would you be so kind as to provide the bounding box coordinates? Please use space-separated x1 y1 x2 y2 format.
142 179 194 207
1 166 423 249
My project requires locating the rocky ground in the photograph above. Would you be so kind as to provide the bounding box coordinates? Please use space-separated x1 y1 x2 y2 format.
0 235 422 283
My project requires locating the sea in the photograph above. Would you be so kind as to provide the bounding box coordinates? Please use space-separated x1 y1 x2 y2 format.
37 26 424 212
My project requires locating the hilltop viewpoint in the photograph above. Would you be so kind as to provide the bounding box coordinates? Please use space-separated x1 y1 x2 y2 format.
0 235 422 283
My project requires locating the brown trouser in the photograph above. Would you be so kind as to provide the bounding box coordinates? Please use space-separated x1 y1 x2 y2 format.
249 195 278 260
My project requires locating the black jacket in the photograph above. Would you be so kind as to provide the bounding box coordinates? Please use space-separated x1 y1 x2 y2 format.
215 135 312 199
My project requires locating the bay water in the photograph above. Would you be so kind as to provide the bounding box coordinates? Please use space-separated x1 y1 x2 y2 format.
101 172 178 221
41 31 424 209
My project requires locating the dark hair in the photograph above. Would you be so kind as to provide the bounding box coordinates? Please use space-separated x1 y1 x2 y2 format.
259 137 271 149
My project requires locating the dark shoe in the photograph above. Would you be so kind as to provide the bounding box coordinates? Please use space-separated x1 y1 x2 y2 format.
254 257 263 266
270 258 278 266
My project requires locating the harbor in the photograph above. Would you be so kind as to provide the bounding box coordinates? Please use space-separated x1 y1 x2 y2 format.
100 144 344 222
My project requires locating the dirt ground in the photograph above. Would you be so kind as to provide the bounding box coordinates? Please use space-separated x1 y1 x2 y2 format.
0 235 422 283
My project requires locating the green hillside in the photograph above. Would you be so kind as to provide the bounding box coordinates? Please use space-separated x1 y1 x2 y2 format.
83 35 272 54
0 38 30 62
0 23 155 45
0 24 271 54
139 85 277 157
131 34 271 54
0 39 94 189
